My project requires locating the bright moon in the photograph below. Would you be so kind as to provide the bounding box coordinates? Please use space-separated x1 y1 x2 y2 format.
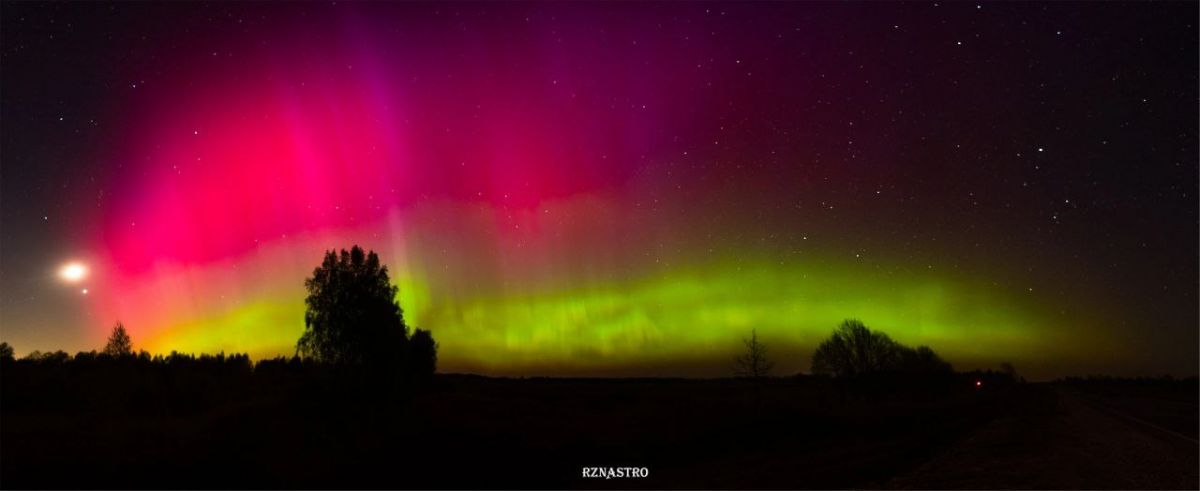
59 262 88 283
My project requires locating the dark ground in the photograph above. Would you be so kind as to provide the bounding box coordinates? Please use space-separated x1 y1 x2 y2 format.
891 382 1197 489
1 367 1196 489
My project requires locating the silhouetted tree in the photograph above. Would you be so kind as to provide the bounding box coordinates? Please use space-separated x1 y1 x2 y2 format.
27 350 70 363
408 328 438 380
734 329 774 378
103 323 133 357
0 342 12 363
296 246 408 366
999 362 1021 382
811 319 901 377
897 345 953 374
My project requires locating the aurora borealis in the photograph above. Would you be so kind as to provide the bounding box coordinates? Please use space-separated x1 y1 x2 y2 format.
2 2 1196 378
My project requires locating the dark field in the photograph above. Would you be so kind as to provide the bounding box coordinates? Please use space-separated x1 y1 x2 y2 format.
1 363 1196 489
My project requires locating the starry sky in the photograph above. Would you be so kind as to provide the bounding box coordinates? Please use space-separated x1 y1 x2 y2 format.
1 2 1196 379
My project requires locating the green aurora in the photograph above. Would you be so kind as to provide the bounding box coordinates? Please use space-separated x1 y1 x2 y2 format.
146 251 1105 378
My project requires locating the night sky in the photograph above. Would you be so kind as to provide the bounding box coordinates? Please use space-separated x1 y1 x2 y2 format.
1 2 1196 379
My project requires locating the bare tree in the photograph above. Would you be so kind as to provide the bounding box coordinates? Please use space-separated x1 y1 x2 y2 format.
734 329 774 378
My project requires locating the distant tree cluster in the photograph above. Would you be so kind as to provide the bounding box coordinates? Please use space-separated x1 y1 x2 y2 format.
729 320 953 380
5 323 147 365
0 320 422 418
811 319 952 378
3 245 438 392
6 324 251 367
1057 374 1198 385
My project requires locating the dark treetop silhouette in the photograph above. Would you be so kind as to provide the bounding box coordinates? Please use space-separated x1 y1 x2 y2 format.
811 319 952 378
103 322 134 358
296 245 437 378
297 246 410 366
408 327 438 380
733 328 774 378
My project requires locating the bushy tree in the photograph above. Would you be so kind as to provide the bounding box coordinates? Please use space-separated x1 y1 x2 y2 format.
0 342 13 363
811 319 902 377
297 246 408 366
734 329 774 378
999 361 1021 382
897 345 953 374
812 320 953 378
408 328 438 380
104 323 134 357
30 350 70 363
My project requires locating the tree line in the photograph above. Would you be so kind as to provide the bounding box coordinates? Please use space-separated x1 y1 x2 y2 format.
735 319 978 380
1 245 438 384
2 245 1005 386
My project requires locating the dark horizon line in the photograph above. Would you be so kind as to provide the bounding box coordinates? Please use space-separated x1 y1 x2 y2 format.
7 349 1197 383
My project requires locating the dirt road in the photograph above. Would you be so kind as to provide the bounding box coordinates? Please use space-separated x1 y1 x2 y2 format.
889 385 1198 489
